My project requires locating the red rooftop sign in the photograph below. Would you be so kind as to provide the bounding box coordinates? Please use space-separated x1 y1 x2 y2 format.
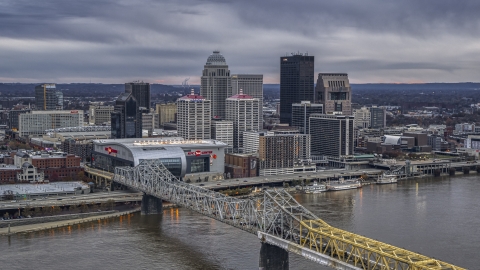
187 150 212 156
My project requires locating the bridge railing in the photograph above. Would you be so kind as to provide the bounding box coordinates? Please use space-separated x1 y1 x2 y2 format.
113 159 465 270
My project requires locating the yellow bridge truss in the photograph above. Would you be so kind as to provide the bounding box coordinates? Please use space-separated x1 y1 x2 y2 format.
299 219 465 270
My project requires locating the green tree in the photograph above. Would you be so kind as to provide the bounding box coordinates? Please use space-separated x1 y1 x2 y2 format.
52 206 61 215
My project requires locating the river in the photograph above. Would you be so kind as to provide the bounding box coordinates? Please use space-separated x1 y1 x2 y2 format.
1 174 478 269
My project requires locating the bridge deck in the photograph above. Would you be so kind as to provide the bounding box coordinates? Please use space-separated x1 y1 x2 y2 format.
112 159 466 270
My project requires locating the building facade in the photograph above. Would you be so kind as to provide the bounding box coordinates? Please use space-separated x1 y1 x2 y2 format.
353 107 371 129
201 51 231 119
35 84 63 110
258 133 312 175
89 105 114 125
177 90 211 140
370 106 386 129
125 82 151 110
9 109 31 131
226 91 260 153
310 114 355 157
111 93 142 139
291 101 323 134
18 110 84 137
156 103 176 127
315 73 352 115
211 120 233 152
91 138 226 180
279 53 315 124
231 74 263 129
242 131 267 154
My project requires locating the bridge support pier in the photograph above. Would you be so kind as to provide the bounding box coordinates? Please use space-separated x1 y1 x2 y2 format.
259 242 289 270
141 193 163 215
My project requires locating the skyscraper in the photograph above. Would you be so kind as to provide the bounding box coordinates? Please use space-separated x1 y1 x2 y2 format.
226 90 260 153
279 53 314 124
231 74 263 129
156 103 176 127
177 89 211 140
291 101 323 134
370 106 386 128
34 84 63 110
125 82 151 110
315 73 352 115
201 51 231 119
310 114 354 157
111 93 142 139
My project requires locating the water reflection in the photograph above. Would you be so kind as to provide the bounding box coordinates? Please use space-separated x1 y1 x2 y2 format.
1 175 478 269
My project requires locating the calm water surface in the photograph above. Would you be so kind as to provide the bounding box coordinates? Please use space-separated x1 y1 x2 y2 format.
1 174 478 269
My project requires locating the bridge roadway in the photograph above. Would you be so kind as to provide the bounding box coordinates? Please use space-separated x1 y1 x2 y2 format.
0 191 142 210
113 159 465 270
190 169 383 190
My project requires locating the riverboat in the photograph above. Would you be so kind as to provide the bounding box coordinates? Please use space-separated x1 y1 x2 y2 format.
304 182 327 193
376 173 398 185
326 178 362 191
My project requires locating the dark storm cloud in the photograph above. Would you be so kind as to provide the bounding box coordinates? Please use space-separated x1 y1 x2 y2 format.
0 0 479 83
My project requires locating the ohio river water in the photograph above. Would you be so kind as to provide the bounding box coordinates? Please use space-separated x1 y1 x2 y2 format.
1 175 478 269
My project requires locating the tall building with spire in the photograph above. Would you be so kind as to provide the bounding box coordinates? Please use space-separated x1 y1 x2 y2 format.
279 53 314 124
177 89 211 140
226 90 260 153
201 51 231 119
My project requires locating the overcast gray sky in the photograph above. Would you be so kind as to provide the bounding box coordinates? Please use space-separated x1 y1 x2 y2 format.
1 0 479 84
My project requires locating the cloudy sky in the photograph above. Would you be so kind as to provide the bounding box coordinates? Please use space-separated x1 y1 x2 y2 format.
1 0 479 84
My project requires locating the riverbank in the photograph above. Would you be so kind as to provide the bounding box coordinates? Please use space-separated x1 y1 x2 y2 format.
0 209 140 236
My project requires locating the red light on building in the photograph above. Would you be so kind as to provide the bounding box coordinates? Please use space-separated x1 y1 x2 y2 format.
105 147 118 155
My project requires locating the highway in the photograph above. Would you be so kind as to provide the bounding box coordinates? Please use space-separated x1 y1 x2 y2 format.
0 191 142 210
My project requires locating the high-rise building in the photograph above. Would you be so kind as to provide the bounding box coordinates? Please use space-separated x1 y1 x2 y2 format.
177 90 211 140
291 101 323 134
243 130 267 154
201 51 231 119
35 84 63 110
370 106 386 129
156 103 176 127
211 120 233 152
89 105 114 125
231 74 263 130
111 93 142 139
310 114 354 157
315 73 352 115
226 90 260 153
258 133 312 175
142 110 159 136
279 53 314 124
125 82 151 110
9 109 31 131
353 107 371 129
18 110 84 137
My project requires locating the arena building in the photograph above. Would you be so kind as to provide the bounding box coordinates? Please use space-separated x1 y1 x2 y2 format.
91 138 227 181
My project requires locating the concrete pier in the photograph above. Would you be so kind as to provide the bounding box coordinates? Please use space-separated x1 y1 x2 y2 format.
141 193 163 215
259 242 289 270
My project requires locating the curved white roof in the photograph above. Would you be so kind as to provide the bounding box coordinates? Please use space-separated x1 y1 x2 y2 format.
383 135 402 145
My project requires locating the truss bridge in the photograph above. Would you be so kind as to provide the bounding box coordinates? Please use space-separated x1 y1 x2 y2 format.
113 159 465 270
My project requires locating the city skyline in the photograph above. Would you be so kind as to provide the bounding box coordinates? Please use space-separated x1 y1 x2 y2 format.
1 1 479 84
